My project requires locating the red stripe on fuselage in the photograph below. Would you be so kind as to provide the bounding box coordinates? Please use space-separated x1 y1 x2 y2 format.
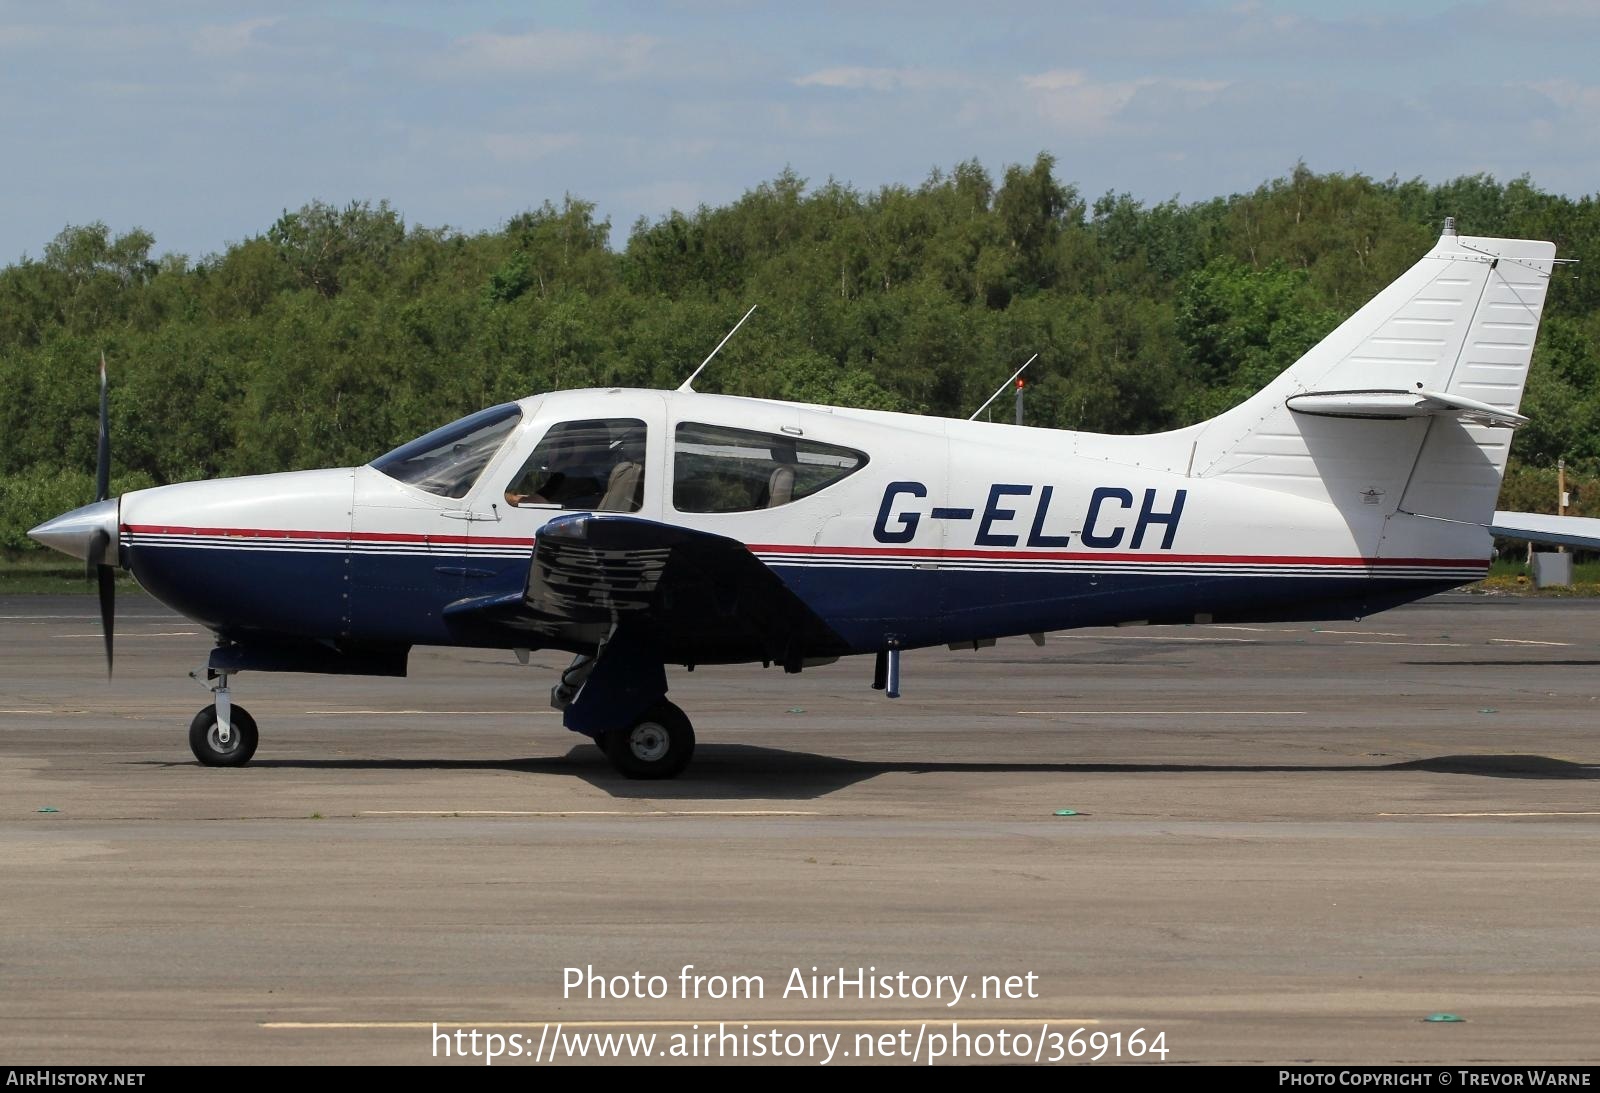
121 524 1482 569
121 523 537 548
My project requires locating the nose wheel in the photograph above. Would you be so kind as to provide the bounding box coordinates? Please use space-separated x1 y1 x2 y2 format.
602 701 695 779
188 670 257 766
189 704 259 766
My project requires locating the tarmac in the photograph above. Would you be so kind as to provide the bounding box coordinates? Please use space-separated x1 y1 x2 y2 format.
1 592 1598 1066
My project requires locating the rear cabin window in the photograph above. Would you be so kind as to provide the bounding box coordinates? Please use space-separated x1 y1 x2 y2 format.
504 418 648 513
673 423 867 513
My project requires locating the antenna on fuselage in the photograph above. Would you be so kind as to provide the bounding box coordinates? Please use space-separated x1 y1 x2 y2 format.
968 353 1038 421
678 304 758 393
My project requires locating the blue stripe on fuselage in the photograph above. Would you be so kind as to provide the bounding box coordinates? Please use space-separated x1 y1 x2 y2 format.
763 562 1466 649
126 540 1471 655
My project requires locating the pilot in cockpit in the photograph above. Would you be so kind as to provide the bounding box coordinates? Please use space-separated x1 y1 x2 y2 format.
505 421 645 512
504 432 581 508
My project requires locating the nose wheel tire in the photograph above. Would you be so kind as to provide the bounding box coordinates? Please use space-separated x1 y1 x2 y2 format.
603 701 695 779
189 705 259 767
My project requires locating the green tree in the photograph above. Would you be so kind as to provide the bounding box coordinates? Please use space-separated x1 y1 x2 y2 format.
1175 257 1339 419
267 200 405 298
4 161 1598 555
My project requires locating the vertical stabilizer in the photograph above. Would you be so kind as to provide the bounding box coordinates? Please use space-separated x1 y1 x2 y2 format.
1184 226 1555 532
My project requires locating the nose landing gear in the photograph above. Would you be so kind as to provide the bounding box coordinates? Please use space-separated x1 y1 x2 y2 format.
188 671 258 766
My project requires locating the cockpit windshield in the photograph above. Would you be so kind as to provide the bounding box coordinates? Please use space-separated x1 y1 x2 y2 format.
370 404 522 499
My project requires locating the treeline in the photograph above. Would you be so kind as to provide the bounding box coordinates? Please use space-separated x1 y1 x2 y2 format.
4 156 1600 550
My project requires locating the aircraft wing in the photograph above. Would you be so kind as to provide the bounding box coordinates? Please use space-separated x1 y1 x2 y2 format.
1490 510 1600 550
442 512 849 665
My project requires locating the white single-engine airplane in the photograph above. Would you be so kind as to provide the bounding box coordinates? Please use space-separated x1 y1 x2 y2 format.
28 221 1583 778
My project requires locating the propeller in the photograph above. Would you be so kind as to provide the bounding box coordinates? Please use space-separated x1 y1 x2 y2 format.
90 351 114 676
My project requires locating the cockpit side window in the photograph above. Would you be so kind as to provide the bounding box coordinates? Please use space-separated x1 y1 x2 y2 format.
505 418 648 513
672 423 868 513
370 404 522 499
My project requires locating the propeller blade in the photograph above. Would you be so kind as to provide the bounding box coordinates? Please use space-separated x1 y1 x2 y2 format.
97 563 115 677
95 351 111 502
88 356 115 676
85 527 107 581
86 527 114 676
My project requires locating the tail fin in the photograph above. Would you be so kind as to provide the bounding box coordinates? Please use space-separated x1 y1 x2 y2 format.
1187 221 1556 528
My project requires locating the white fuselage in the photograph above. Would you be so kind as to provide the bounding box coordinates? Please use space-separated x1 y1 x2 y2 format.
113 387 1487 656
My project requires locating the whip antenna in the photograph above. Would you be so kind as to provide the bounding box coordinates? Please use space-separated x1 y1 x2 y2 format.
969 354 1038 421
678 304 758 392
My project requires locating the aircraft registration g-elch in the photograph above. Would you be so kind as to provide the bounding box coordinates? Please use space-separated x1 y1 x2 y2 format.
28 220 1576 778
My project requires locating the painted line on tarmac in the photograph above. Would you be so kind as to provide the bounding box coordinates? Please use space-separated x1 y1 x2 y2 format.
1075 635 1258 643
1489 637 1573 647
59 631 198 638
1313 630 1406 636
359 810 820 817
1345 640 1466 647
1378 810 1600 818
1017 710 1306 716
1 708 195 715
0 614 101 619
259 1017 1100 1036
0 614 148 620
301 709 501 716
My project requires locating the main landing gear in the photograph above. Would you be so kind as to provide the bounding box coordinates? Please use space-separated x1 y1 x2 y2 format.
188 671 258 766
598 700 696 780
554 632 697 780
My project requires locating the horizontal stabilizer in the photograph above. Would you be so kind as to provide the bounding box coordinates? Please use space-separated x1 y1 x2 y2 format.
1489 510 1600 550
1286 389 1528 428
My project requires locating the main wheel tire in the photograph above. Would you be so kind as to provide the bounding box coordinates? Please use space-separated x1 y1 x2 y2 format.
189 705 259 767
603 701 695 780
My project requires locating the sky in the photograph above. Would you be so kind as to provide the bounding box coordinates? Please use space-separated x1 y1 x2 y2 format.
2 0 1598 262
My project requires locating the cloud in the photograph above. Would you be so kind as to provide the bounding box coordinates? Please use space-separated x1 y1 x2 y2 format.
1021 69 1229 134
0 23 46 49
4 2 1600 264
1424 81 1562 127
483 131 582 164
793 66 974 93
434 29 660 80
616 180 713 217
1501 0 1600 17
1527 78 1600 115
191 18 276 58
789 64 1236 142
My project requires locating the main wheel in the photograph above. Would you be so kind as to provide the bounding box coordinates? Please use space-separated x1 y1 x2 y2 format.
603 701 695 779
189 705 259 767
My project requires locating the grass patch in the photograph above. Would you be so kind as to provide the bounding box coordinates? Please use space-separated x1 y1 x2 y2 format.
1472 555 1600 597
0 553 146 596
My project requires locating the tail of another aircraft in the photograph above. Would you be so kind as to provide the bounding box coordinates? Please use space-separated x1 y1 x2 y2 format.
1158 221 1557 537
